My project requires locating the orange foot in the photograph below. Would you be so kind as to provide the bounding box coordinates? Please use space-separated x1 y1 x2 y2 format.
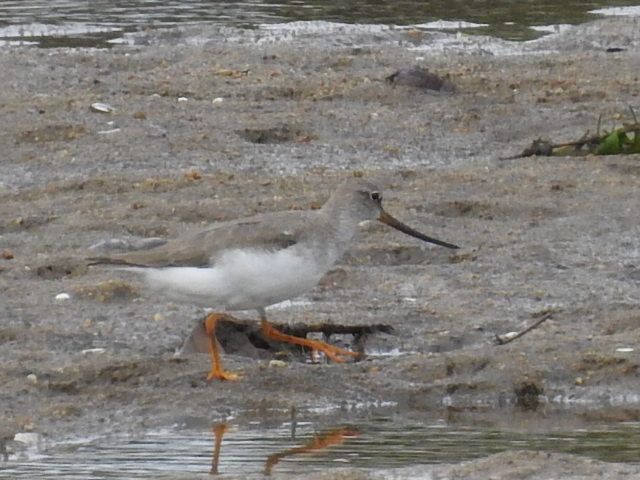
309 342 360 363
207 369 242 382
261 319 361 363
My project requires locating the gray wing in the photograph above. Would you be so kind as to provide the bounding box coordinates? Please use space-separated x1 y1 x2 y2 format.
88 210 317 268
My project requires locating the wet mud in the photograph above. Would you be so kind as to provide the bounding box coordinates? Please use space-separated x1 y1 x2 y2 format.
1 16 640 478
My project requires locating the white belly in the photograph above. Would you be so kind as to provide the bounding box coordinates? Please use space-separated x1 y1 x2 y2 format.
131 247 333 311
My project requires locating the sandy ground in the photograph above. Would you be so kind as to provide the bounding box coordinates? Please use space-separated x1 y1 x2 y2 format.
1 16 640 478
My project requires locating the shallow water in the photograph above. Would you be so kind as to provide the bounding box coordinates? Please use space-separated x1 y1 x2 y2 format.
1 0 640 47
3 418 640 479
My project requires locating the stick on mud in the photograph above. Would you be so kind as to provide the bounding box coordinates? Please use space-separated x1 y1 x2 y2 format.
495 312 553 345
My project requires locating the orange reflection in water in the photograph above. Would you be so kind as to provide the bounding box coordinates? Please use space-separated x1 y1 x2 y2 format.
264 426 358 475
208 423 358 476
209 423 228 475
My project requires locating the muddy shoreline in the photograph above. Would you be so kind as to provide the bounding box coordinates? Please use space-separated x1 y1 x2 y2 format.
1 17 640 478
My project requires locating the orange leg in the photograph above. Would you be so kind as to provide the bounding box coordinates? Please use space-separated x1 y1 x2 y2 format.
204 313 241 381
260 319 360 363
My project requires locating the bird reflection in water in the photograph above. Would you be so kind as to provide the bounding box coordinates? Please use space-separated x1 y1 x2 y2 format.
209 422 358 475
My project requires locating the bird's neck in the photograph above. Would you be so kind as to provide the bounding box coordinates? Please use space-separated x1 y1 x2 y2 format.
318 204 361 252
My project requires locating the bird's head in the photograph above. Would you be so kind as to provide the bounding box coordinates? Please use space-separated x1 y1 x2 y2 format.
324 177 459 250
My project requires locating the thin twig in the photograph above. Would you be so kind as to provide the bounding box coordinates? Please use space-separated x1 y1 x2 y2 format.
495 312 553 345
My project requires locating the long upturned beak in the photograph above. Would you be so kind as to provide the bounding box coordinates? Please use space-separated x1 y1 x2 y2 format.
378 210 459 249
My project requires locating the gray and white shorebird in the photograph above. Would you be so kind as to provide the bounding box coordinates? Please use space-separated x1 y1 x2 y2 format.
90 177 458 381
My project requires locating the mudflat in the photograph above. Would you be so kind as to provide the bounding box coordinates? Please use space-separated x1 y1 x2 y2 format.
1 17 639 478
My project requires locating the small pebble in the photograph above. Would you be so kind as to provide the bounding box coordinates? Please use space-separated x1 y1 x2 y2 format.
26 373 38 384
212 97 224 104
81 348 106 355
269 359 287 368
97 128 121 135
14 432 41 446
178 97 188 102
55 293 71 301
90 102 115 113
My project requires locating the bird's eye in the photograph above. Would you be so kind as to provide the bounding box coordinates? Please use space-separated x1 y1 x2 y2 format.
370 191 382 202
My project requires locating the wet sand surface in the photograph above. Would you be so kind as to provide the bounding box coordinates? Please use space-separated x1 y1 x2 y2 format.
1 17 640 478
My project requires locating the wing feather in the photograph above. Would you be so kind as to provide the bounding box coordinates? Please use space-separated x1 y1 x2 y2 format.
88 210 317 268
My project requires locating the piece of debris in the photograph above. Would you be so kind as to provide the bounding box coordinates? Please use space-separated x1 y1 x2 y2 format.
503 108 640 159
55 293 71 302
81 348 106 355
269 359 287 368
386 66 455 93
495 312 552 345
97 128 120 135
1 249 14 260
498 331 519 342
